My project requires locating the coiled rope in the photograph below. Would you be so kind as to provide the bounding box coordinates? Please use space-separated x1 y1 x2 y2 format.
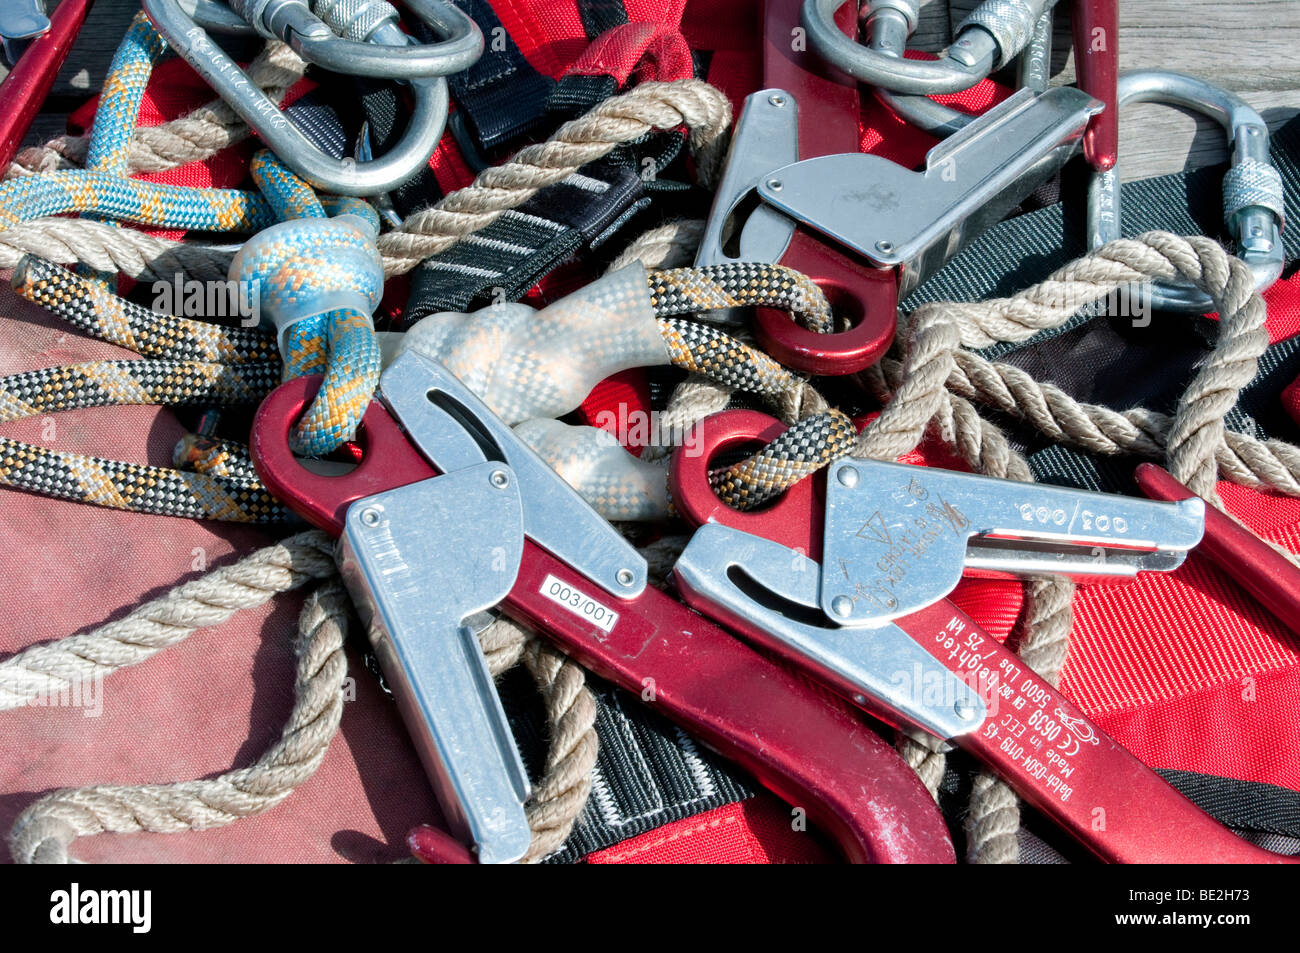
4 534 597 864
854 230 1293 863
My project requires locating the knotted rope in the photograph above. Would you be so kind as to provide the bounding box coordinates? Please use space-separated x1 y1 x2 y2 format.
2 14 386 459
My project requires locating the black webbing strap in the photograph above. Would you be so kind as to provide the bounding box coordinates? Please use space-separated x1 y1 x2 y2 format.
576 0 629 38
401 131 687 323
540 0 630 120
1158 769 1300 838
440 0 556 152
904 115 1300 346
402 159 639 320
344 78 446 218
939 758 1300 862
282 88 355 159
546 72 620 123
497 668 757 864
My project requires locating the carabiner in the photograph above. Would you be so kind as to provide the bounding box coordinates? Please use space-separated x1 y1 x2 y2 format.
144 0 478 195
1087 70 1286 313
225 0 482 80
805 0 1059 96
871 0 1118 174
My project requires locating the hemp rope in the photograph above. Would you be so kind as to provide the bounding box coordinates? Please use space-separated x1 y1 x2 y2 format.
5 42 307 180
865 356 1073 863
0 79 733 286
375 79 732 276
4 534 596 864
857 230 1294 862
0 216 236 279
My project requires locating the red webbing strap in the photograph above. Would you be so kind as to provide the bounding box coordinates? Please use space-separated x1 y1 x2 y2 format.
586 797 835 863
566 21 694 84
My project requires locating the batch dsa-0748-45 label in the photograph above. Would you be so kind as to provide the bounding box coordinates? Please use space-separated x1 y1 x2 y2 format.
538 574 619 633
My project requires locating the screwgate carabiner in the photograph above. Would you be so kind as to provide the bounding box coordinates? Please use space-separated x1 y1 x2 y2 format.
224 0 482 79
805 0 1059 96
145 0 483 195
1087 70 1286 313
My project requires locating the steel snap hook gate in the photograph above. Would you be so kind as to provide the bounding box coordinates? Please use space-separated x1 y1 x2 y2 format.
867 0 1119 173
252 360 961 864
1086 69 1286 313
144 0 481 195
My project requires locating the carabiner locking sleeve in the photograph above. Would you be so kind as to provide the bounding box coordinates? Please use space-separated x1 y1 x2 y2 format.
805 0 1059 96
227 0 482 79
145 0 480 195
1087 70 1286 313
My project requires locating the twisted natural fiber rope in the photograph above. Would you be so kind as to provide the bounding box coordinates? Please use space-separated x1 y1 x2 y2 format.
882 234 1273 505
607 219 705 273
519 640 598 862
0 531 334 713
10 578 350 865
861 231 1292 863
6 42 307 179
0 81 731 287
376 80 731 275
4 533 595 863
475 616 598 863
0 217 236 279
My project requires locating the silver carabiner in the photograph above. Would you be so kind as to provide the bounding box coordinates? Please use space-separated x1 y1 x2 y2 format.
227 0 482 80
1087 70 1286 313
805 0 1059 97
145 0 478 195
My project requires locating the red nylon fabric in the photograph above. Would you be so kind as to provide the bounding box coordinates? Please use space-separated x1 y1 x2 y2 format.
490 0 579 76
1284 374 1300 428
566 22 695 84
68 57 313 192
427 0 695 196
858 54 1012 164
0 290 442 864
579 370 653 454
586 796 835 863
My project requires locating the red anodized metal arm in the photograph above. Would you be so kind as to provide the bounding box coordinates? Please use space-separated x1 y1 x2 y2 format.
251 377 957 864
1135 463 1300 640
1071 0 1119 171
0 0 95 169
751 0 897 375
671 410 1299 863
898 599 1293 863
